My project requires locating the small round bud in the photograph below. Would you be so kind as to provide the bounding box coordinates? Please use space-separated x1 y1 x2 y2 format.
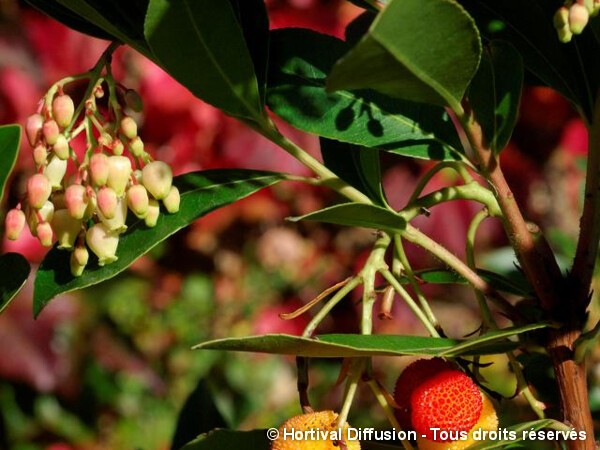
26 113 44 147
36 221 53 247
65 184 89 219
142 161 173 200
33 144 48 167
569 3 589 34
98 196 128 233
97 187 118 219
162 186 180 214
129 136 144 157
126 184 149 218
52 134 70 160
27 173 52 209
44 156 68 190
558 26 574 43
52 94 75 129
120 116 138 140
144 198 160 228
94 85 104 99
86 223 119 266
27 200 55 235
124 89 143 112
107 156 132 197
554 6 570 29
42 120 60 146
5 208 26 240
584 0 595 13
70 245 89 277
52 209 82 250
112 139 124 156
90 153 110 186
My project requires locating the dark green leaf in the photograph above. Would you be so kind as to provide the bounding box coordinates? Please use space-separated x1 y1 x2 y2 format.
466 419 572 449
144 0 262 120
0 253 30 315
179 429 270 450
320 139 386 206
267 29 463 161
34 170 284 317
458 0 597 121
328 0 482 111
288 203 406 233
0 125 21 203
469 41 523 154
228 0 269 106
194 333 526 357
171 379 228 450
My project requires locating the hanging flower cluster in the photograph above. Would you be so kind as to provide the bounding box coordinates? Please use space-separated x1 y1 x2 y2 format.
553 0 600 42
5 66 180 277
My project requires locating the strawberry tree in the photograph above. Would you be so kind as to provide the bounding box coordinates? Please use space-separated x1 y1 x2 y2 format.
1 0 599 449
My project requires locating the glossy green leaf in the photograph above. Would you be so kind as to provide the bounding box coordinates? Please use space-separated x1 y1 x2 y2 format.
180 429 270 450
469 41 523 154
194 333 525 357
33 170 284 317
0 253 31 315
267 28 464 161
320 139 386 206
458 0 596 120
0 125 21 203
288 203 406 233
144 0 262 120
467 419 573 449
328 0 482 111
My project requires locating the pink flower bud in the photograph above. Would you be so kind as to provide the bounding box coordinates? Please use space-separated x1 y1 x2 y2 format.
44 155 68 189
70 245 89 277
26 113 44 147
52 94 75 129
126 184 149 218
129 136 144 157
112 139 124 156
144 198 160 228
27 173 52 208
86 223 119 266
27 201 55 235
42 119 60 146
90 153 110 186
142 161 173 200
52 209 82 250
52 134 70 160
120 116 138 140
97 187 118 219
124 89 143 112
65 184 89 219
569 3 589 34
162 186 180 214
33 144 48 167
36 221 53 247
107 156 132 197
5 208 26 240
98 196 128 233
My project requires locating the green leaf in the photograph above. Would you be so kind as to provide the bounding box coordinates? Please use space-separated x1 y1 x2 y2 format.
0 253 30 315
466 419 573 449
328 0 482 110
469 41 523 154
288 203 406 233
438 323 552 357
144 0 262 120
0 125 21 203
267 28 464 161
33 170 284 317
194 333 525 357
458 0 596 120
180 429 270 450
320 139 386 206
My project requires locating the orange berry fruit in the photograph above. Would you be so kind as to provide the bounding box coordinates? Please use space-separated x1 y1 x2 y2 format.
271 410 360 450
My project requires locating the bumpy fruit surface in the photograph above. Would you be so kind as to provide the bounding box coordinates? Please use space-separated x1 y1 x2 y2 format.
410 369 482 441
416 394 498 450
394 358 454 431
271 411 360 450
